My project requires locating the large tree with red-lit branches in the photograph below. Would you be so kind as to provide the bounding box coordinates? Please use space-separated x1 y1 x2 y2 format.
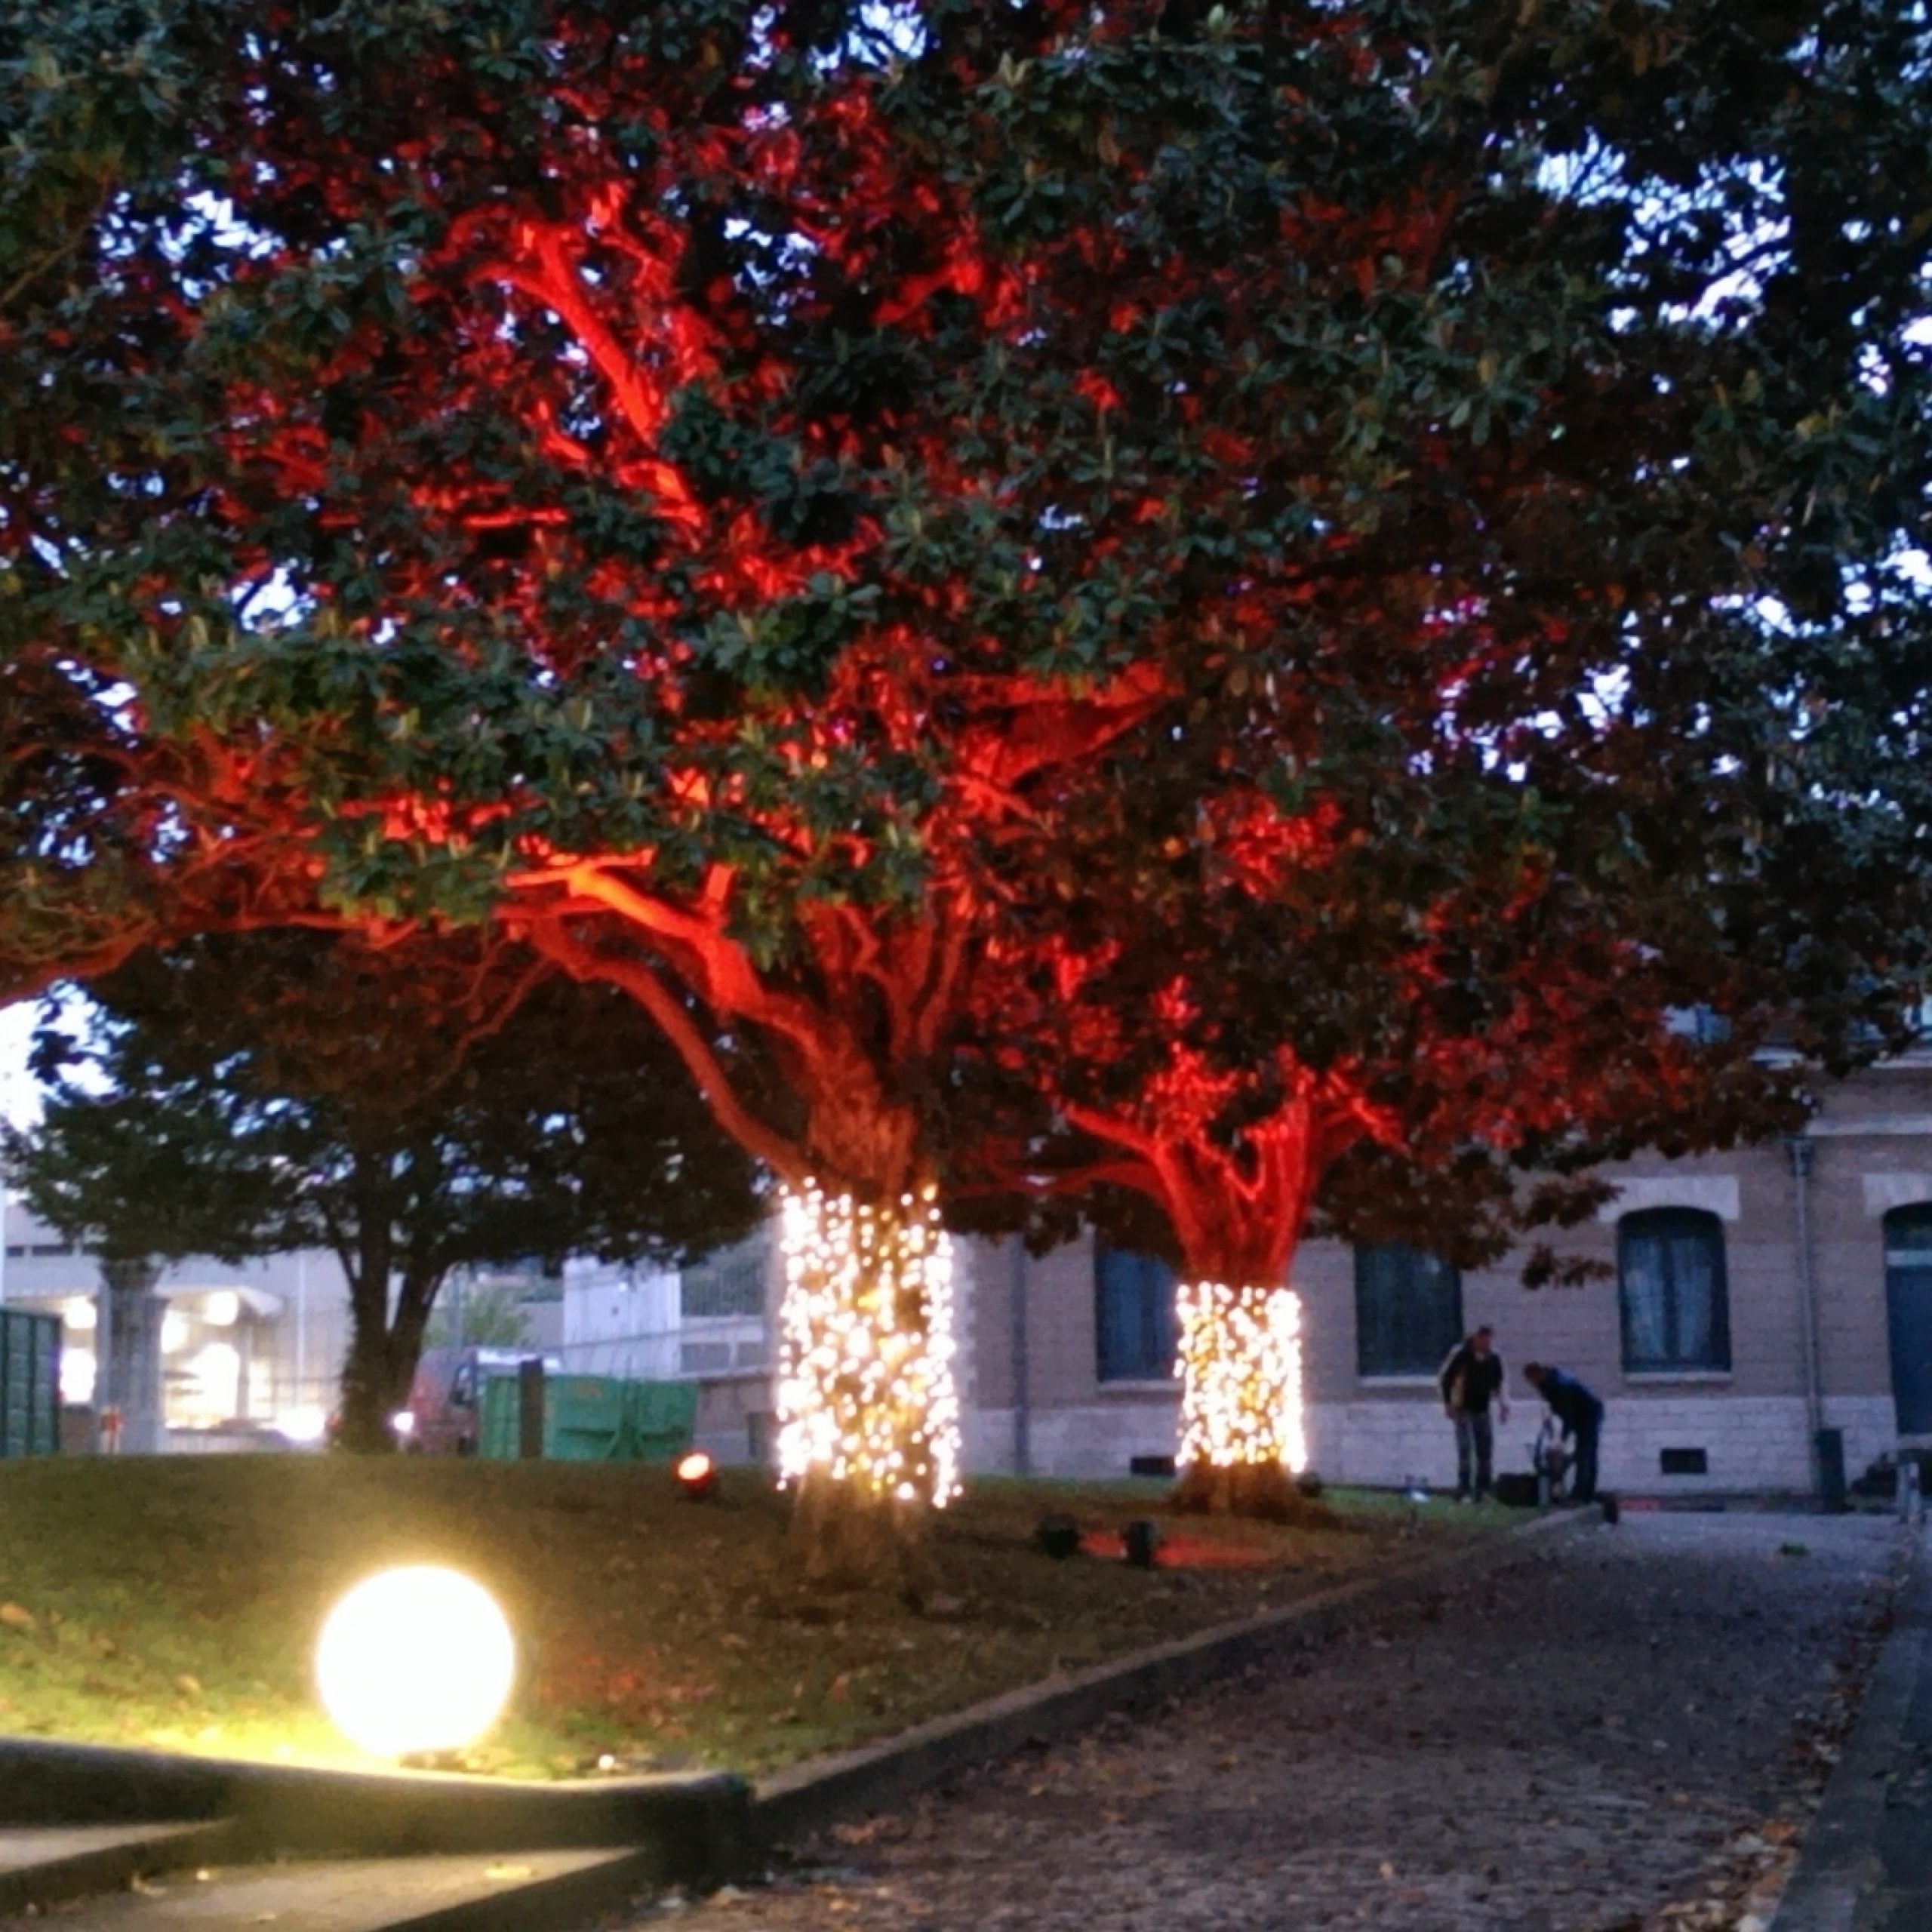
6 0 1932 1560
3 0 1183 1586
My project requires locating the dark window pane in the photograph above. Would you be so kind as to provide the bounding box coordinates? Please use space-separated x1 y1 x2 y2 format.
1618 1208 1730 1372
1355 1242 1463 1377
1620 1231 1671 1364
1096 1243 1177 1382
1672 1235 1717 1362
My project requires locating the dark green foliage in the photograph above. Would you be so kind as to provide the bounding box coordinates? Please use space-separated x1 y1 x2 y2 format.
5 932 762 1446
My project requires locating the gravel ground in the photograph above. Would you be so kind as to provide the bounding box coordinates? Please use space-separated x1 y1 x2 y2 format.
641 1510 1903 1932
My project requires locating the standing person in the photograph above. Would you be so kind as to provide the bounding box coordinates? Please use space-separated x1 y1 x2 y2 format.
1524 1363 1605 1505
1438 1325 1509 1503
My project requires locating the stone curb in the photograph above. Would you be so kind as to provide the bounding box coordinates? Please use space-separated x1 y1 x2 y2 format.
0 1738 750 1882
1770 1523 1931 1932
751 1507 1584 1850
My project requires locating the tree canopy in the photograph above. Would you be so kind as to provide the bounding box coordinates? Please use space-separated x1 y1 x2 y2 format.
5 0 1927 1069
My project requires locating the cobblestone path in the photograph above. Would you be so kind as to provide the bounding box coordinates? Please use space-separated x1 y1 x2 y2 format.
641 1512 1900 1932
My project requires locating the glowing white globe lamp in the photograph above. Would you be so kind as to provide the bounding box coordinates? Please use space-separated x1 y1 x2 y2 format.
315 1565 515 1758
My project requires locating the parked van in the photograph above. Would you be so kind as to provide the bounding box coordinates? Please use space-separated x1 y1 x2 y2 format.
402 1346 561 1455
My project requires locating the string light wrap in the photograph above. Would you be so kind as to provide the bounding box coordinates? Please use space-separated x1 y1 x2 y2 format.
1176 1281 1308 1478
777 1183 961 1509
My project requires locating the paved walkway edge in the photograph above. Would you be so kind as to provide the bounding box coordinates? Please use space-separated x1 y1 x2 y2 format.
1772 1522 1930 1932
752 1510 1582 1850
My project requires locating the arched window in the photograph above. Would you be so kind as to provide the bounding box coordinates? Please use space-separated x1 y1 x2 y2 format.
1355 1242 1463 1378
1095 1242 1177 1383
1618 1208 1730 1373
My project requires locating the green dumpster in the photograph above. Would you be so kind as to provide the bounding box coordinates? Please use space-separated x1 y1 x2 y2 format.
0 1309 61 1458
477 1371 698 1462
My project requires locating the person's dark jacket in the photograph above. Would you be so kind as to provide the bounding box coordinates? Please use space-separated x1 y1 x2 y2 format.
1438 1340 1505 1415
1539 1367 1604 1435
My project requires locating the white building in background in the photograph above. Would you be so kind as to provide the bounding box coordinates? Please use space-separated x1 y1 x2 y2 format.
0 1196 780 1459
557 1256 684 1380
1 1199 351 1444
558 1232 773 1381
556 1232 777 1463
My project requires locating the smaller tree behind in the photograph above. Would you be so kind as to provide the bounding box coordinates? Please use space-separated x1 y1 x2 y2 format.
5 932 763 1449
953 706 1826 1515
426 1277 535 1352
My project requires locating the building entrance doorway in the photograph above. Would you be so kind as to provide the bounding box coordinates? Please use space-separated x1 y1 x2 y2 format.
1883 1204 1932 1435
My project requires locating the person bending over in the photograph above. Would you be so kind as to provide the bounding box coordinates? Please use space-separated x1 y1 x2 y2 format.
1523 1362 1605 1506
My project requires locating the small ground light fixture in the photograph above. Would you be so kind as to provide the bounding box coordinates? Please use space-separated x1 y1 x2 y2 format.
1035 1514 1081 1559
390 1409 416 1441
674 1449 718 1499
1122 1519 1161 1569
276 1406 329 1446
315 1565 515 1758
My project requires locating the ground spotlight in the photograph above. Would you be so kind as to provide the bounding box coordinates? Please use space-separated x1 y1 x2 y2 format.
315 1565 514 1758
1035 1513 1081 1560
276 1406 329 1447
1122 1519 1162 1569
674 1449 718 1500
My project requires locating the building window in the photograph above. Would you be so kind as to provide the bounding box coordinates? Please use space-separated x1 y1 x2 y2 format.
1355 1242 1463 1378
1095 1242 1177 1383
1619 1208 1730 1372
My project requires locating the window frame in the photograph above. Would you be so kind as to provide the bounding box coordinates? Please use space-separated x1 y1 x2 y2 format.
1353 1241 1465 1380
1883 1201 1932 1266
1617 1206 1732 1374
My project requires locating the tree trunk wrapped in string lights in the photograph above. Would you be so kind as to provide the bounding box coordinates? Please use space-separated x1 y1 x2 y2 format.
962 901 1396 1521
777 1183 960 1584
1174 1281 1307 1520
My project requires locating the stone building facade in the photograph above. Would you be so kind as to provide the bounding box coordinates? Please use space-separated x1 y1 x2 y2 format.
957 1060 1932 1498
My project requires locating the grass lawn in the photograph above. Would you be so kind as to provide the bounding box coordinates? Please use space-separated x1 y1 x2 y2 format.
0 1457 1500 1779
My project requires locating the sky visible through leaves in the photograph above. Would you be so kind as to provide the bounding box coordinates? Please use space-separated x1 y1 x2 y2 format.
0 1003 40 1130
